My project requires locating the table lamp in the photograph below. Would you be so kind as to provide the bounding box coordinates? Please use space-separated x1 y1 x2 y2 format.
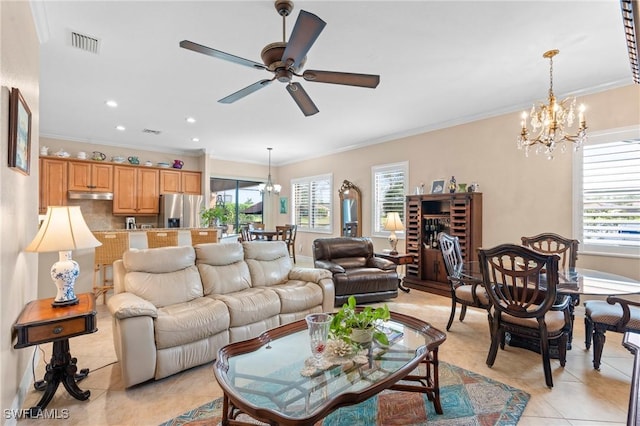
26 206 101 307
384 212 405 255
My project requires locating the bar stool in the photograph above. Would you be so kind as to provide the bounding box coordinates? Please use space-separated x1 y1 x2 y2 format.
92 231 129 304
190 229 218 245
146 230 179 248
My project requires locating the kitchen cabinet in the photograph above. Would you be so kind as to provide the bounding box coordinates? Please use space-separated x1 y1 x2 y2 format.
404 192 482 296
113 166 159 215
159 170 201 195
39 158 68 214
68 160 113 192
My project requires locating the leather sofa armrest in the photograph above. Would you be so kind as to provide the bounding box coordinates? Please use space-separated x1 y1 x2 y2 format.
368 257 397 271
289 267 333 282
315 260 346 274
107 292 158 320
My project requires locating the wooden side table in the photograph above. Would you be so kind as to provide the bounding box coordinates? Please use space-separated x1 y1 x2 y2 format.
13 293 97 417
375 252 413 293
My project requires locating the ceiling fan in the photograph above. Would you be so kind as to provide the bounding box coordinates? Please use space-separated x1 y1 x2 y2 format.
179 0 380 116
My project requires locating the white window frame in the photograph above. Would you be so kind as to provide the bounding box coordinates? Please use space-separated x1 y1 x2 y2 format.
291 173 333 234
371 161 408 238
572 125 640 258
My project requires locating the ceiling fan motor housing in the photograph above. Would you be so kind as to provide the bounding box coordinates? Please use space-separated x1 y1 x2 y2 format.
260 41 306 76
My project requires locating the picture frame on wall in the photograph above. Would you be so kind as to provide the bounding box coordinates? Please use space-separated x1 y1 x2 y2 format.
8 88 32 175
430 179 445 194
279 197 288 214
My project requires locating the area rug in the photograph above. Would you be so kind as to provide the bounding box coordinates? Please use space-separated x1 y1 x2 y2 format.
160 362 529 426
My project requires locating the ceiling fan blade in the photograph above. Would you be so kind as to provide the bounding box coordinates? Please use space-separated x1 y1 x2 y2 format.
281 10 326 70
218 79 273 104
180 40 267 70
286 82 319 116
302 70 380 88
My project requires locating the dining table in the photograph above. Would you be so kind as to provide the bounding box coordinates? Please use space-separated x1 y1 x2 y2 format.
451 262 640 354
249 229 282 241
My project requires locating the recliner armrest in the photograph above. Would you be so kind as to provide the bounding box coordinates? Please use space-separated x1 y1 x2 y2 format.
314 260 346 274
107 292 158 320
368 257 396 271
289 267 333 282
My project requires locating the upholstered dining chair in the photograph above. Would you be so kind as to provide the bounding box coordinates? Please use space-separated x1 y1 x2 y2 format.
438 232 490 331
478 244 572 388
584 296 640 370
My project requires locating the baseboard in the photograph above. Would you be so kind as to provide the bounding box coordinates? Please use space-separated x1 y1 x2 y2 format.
6 347 40 425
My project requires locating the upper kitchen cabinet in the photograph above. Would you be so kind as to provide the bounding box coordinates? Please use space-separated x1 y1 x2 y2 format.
68 160 113 192
113 166 159 215
39 158 68 214
159 170 202 195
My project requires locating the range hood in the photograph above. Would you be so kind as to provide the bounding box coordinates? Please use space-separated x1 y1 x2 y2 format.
68 191 114 201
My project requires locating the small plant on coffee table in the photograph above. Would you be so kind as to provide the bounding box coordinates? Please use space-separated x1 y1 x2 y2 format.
330 295 391 348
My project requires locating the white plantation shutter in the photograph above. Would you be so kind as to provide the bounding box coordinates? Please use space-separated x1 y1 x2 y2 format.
372 162 408 235
581 138 640 254
292 174 332 233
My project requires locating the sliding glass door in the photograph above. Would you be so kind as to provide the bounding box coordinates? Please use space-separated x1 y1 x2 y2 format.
209 178 263 234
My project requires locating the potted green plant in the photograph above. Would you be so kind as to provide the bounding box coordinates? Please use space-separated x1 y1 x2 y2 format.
201 205 232 227
330 295 391 347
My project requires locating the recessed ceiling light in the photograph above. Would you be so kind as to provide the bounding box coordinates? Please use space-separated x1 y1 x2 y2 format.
115 125 125 131
186 117 196 123
105 100 118 108
192 137 200 142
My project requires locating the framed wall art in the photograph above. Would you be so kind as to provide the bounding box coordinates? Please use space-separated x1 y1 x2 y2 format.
430 179 445 194
279 197 288 214
8 88 32 175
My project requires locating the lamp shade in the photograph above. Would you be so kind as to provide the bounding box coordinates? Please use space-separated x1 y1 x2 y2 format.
26 206 101 253
384 212 405 232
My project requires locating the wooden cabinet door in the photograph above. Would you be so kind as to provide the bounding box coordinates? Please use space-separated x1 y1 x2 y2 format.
159 170 181 194
421 248 448 283
68 161 92 191
113 166 137 214
181 171 201 195
92 163 113 192
136 168 159 214
40 158 68 213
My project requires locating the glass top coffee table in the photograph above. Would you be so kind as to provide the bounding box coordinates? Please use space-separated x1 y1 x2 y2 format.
214 311 446 425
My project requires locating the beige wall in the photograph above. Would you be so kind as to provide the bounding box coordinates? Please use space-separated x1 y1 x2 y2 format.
277 85 640 280
1 0 40 419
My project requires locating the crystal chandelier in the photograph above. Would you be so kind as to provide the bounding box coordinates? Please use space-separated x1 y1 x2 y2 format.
517 49 588 160
259 147 281 195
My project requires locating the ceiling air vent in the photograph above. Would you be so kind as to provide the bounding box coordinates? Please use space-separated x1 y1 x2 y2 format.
70 31 100 54
142 129 162 135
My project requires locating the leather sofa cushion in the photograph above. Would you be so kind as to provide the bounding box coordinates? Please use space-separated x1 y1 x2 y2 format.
270 281 324 314
333 268 399 296
313 237 373 262
125 265 203 308
243 241 292 287
155 298 230 349
214 288 281 327
334 257 367 269
196 242 251 295
124 246 196 274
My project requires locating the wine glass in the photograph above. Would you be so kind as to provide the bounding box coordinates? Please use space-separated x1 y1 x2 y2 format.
305 313 333 367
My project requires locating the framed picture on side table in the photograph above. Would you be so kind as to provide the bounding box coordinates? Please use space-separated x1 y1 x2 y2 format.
8 88 32 175
430 179 445 194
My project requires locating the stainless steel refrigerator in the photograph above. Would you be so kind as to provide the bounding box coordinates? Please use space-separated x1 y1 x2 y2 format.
159 194 204 228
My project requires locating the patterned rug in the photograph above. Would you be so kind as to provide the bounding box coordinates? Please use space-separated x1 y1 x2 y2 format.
160 362 529 425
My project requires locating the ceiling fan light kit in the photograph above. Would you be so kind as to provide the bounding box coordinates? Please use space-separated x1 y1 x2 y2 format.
180 1 380 116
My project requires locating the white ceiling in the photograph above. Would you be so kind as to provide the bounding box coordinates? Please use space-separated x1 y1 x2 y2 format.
35 1 634 166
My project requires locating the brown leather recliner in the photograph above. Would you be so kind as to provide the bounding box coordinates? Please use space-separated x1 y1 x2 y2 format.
313 237 399 306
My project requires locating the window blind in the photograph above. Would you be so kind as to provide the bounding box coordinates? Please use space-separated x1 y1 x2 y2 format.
292 174 332 233
372 163 407 234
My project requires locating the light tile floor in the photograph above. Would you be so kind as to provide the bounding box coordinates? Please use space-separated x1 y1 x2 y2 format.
17 280 632 425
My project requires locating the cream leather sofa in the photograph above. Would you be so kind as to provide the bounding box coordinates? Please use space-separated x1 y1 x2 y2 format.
107 241 334 388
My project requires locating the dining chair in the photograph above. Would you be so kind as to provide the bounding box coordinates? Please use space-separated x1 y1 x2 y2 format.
344 222 358 237
146 230 179 248
92 231 129 304
285 224 297 263
478 243 571 387
438 232 490 331
584 296 640 370
239 225 252 242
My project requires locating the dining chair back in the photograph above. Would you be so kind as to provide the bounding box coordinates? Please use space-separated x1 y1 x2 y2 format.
277 224 297 263
584 296 640 369
344 222 358 237
521 233 579 270
239 225 252 242
93 231 130 304
146 230 179 248
478 243 571 387
438 232 490 330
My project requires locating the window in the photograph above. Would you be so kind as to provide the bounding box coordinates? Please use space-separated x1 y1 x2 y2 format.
292 174 332 233
209 178 263 233
574 127 640 257
372 162 408 236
